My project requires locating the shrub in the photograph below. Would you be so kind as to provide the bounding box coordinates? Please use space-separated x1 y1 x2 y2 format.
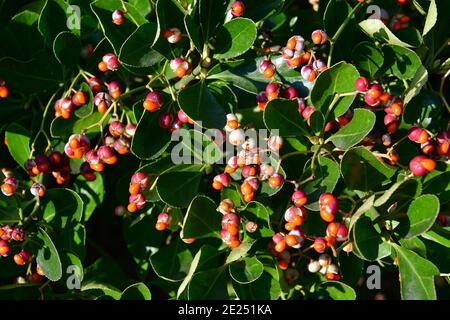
0 0 449 300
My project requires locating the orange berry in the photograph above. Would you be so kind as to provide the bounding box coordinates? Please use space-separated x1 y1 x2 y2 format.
285 222 297 231
227 120 239 130
227 224 239 236
127 202 137 213
103 156 118 165
155 222 168 231
285 234 298 247
129 183 140 195
263 67 275 78
278 259 288 270
292 214 304 226
98 61 108 72
242 192 254 203
229 239 241 248
175 66 187 78
90 162 104 172
36 265 45 276
320 209 335 222
419 158 436 171
225 165 237 174
0 86 9 98
275 240 286 253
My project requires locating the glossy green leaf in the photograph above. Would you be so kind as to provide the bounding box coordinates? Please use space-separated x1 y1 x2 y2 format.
42 188 84 227
150 238 193 281
5 123 31 169
263 99 309 137
229 256 264 284
232 270 281 299
318 281 356 300
131 109 172 160
423 227 450 249
53 31 81 67
199 0 228 41
74 174 105 222
393 244 439 300
352 216 389 261
178 81 227 129
38 0 71 46
36 228 62 282
182 195 221 239
382 45 422 80
422 163 450 204
396 194 440 239
340 146 396 191
359 19 414 47
214 18 257 60
187 266 228 299
119 22 163 72
423 0 438 36
243 0 284 22
310 62 359 119
91 0 147 54
351 41 384 77
121 283 151 300
327 109 376 150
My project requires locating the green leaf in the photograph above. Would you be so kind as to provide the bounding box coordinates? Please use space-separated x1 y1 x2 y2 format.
36 227 62 282
232 270 281 300
403 89 442 129
153 0 186 58
52 31 81 68
351 41 384 77
396 195 440 239
121 283 151 300
74 174 104 222
38 0 71 46
187 266 228 299
177 80 227 128
423 0 438 36
229 256 264 284
310 62 359 118
182 195 221 239
323 0 353 38
404 65 428 106
242 201 273 238
5 123 30 169
340 146 396 191
199 0 228 41
119 22 163 72
208 56 306 94
326 109 376 150
150 238 193 281
51 111 111 138
263 99 309 137
184 14 202 52
422 163 450 204
318 281 356 300
0 52 63 95
359 19 414 48
60 252 84 285
74 82 95 118
348 195 375 232
90 0 147 54
226 241 256 264
156 165 204 208
214 18 257 60
338 252 364 286
393 244 439 300
423 227 450 249
374 179 420 208
382 45 422 80
42 188 84 228
0 207 20 224
352 216 389 261
131 109 172 160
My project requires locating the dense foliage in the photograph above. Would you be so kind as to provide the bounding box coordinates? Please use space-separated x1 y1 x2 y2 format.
0 0 449 300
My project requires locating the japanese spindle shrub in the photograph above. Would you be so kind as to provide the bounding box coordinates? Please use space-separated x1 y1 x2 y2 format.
0 0 449 300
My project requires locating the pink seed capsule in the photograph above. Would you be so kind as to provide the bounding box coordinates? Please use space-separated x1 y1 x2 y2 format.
109 121 125 137
245 221 258 233
301 65 317 82
102 53 120 71
222 213 240 229
281 87 298 100
131 172 150 190
158 112 173 128
355 77 369 92
214 173 231 187
97 146 115 160
112 9 125 25
291 190 307 207
313 237 327 253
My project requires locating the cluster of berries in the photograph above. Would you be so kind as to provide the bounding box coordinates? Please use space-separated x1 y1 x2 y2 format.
256 83 306 112
218 199 241 248
355 77 403 135
54 90 88 119
26 151 71 185
158 109 195 134
307 254 340 281
127 172 150 213
0 225 31 266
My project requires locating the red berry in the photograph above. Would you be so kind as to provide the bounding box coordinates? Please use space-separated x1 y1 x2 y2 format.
355 77 369 92
291 190 307 207
409 155 436 176
230 1 244 17
112 9 125 25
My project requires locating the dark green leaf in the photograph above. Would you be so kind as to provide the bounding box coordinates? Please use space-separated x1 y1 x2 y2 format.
310 62 359 118
382 45 422 80
359 19 413 47
5 123 31 169
214 18 257 60
393 244 439 300
183 195 221 239
178 81 227 128
232 270 281 299
150 238 193 281
42 188 84 228
318 281 356 300
229 256 264 284
187 266 228 299
351 41 384 77
53 31 81 67
121 283 151 300
263 99 309 137
340 146 396 191
352 216 390 261
36 227 62 282
396 194 440 239
327 109 376 150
